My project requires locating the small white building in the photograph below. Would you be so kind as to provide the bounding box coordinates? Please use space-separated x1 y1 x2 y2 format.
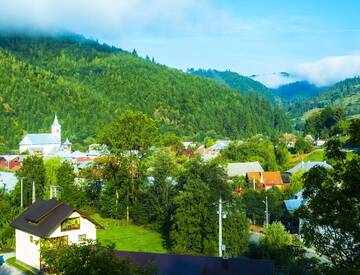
19 115 71 156
11 199 102 270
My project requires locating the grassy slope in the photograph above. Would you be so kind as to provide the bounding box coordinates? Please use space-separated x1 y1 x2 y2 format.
91 214 166 253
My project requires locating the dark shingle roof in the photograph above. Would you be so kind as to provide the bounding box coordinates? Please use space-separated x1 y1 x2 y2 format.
115 251 274 275
10 198 102 237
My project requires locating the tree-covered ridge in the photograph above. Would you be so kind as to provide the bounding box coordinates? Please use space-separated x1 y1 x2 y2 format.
0 34 291 150
274 81 321 101
188 68 278 103
287 77 360 118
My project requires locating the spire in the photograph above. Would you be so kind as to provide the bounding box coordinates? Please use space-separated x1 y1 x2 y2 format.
52 114 60 127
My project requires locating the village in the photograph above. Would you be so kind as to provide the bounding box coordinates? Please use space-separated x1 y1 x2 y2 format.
0 113 346 274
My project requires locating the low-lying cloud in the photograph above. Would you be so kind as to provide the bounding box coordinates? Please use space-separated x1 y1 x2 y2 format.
0 0 202 39
295 54 360 86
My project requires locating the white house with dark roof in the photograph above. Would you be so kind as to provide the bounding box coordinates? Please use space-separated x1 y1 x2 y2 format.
11 198 101 270
19 115 71 156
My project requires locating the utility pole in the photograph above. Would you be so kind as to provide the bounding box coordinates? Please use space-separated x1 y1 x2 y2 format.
32 181 36 204
218 197 222 257
18 177 24 208
264 195 269 226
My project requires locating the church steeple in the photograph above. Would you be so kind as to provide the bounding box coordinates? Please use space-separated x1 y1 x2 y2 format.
51 114 61 143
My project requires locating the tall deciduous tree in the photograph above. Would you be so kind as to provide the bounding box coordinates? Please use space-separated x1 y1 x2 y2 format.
300 157 360 272
15 155 46 207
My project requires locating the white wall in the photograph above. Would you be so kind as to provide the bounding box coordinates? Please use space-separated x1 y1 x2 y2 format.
47 212 97 244
15 229 41 270
19 144 60 155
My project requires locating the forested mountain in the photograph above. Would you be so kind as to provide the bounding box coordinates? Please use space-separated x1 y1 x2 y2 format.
274 81 321 101
287 77 360 118
0 33 291 150
188 68 278 103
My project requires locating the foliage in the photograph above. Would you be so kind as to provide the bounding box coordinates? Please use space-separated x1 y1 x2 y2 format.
188 68 278 103
14 155 46 207
99 111 157 155
170 179 215 255
275 143 290 166
299 156 360 272
222 138 278 170
287 76 360 119
295 137 313 154
303 107 346 138
324 138 346 164
0 34 291 151
41 241 157 275
349 119 360 147
259 222 292 249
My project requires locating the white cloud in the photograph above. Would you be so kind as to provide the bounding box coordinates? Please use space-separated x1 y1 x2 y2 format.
295 54 360 86
250 73 302 88
0 0 203 39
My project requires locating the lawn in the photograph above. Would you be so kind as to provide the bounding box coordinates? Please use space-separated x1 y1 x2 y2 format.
6 257 34 274
91 214 167 253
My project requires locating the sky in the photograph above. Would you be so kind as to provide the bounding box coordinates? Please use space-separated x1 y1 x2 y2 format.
0 0 360 87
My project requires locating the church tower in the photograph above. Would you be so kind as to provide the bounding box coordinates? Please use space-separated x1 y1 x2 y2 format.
51 115 61 143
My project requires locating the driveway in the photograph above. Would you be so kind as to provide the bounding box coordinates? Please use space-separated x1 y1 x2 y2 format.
0 252 25 275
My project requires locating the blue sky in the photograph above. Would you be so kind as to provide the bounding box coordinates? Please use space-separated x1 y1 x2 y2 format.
1 0 360 87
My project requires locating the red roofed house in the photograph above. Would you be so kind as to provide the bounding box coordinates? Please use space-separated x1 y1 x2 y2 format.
246 171 287 190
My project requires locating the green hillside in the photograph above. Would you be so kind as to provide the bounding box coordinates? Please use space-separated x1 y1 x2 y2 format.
0 33 291 150
188 68 278 103
287 77 360 119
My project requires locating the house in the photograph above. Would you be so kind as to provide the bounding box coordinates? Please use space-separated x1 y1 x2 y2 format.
283 190 305 213
11 198 102 270
115 251 274 275
283 133 296 148
286 161 332 174
227 162 264 178
209 140 232 152
283 190 306 234
0 155 22 170
304 134 314 143
314 139 326 146
19 115 72 156
246 171 287 190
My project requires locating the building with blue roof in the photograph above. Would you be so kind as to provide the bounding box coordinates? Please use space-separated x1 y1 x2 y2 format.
284 190 305 213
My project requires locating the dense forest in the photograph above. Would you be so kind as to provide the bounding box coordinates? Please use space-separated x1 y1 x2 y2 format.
274 81 321 101
0 33 291 150
287 77 360 118
188 68 278 103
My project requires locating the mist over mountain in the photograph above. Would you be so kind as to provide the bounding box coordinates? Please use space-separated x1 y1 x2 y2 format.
188 69 278 103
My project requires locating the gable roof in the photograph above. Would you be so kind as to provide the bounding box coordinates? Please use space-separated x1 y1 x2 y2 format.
284 190 305 212
227 162 264 178
20 134 59 146
115 251 274 275
286 161 332 174
11 199 101 237
246 171 283 185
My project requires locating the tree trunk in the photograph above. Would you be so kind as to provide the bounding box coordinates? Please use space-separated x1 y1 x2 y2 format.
126 205 129 223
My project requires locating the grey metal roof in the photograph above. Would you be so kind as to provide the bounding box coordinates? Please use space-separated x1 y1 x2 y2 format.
11 199 102 237
227 162 264 178
20 133 59 145
286 161 332 174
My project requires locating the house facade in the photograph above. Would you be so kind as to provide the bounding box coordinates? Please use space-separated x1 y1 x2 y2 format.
11 199 101 270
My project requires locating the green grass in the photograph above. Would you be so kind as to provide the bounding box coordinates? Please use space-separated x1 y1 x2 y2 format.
6 257 34 274
91 214 167 253
302 150 325 162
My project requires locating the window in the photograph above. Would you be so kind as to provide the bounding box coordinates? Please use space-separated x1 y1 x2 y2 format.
29 235 33 243
61 217 80 231
78 234 86 243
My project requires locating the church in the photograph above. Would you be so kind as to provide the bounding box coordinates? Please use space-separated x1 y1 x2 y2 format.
19 115 71 156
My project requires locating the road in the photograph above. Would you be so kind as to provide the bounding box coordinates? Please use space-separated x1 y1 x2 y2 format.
0 252 25 275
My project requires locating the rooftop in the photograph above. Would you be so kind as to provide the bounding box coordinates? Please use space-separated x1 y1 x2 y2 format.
227 162 264 178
